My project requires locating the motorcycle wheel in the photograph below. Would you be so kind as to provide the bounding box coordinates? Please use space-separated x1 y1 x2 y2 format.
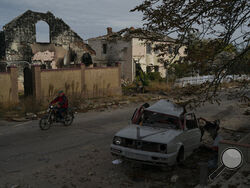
39 116 52 130
64 112 74 126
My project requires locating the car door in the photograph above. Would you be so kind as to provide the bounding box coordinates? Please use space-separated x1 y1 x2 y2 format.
184 113 201 152
174 118 191 154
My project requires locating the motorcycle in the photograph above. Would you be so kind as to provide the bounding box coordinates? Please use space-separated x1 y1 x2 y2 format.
39 105 75 130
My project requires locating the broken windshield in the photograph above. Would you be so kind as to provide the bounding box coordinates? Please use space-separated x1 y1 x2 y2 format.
142 110 180 129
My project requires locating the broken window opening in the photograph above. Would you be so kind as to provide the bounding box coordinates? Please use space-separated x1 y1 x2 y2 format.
35 21 50 43
142 110 180 129
146 66 153 73
155 49 160 54
154 66 159 72
146 43 152 54
184 48 188 55
102 44 107 54
168 45 173 54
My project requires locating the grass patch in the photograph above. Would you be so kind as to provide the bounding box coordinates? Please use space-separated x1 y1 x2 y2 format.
145 81 173 93
122 80 174 95
0 97 46 119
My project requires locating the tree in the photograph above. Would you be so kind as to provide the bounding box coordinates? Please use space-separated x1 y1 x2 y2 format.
81 53 93 67
131 0 250 104
182 34 239 75
134 59 149 93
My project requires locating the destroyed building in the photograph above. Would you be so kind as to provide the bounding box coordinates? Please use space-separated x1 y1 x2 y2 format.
88 27 186 81
0 10 95 67
0 10 95 91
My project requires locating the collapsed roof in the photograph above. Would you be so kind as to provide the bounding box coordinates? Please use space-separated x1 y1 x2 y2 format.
88 27 175 42
146 99 185 117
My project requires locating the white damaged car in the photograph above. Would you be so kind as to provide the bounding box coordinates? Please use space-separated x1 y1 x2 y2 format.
110 100 201 166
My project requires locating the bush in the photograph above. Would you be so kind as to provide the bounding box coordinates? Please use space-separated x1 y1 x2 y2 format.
122 82 137 95
147 72 164 81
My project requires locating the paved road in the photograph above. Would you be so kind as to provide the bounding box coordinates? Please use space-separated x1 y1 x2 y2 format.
0 97 249 187
0 105 137 186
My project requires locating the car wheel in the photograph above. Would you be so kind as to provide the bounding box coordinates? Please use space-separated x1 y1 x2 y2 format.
176 147 184 164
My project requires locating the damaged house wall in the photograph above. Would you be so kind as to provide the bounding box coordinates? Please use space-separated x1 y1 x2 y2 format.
88 27 186 81
2 10 95 66
88 28 133 80
31 43 67 68
88 36 132 80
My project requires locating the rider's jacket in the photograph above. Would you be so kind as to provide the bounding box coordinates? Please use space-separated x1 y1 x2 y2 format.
50 93 68 109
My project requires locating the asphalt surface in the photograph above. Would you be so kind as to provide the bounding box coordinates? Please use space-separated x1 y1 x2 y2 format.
0 96 249 188
0 105 137 187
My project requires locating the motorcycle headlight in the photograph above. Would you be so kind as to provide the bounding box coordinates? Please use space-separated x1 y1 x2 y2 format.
159 144 167 153
113 136 122 145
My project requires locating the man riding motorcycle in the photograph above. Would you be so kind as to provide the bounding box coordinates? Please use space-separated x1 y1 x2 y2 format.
50 90 68 120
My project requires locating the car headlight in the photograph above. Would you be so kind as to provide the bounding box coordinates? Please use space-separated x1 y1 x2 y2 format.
159 144 167 153
113 136 122 145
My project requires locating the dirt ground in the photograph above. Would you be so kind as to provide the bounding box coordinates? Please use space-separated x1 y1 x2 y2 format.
0 90 249 188
4 130 246 188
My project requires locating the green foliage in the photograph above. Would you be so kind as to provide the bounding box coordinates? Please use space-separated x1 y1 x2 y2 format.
171 62 193 78
132 0 249 46
122 82 137 95
185 35 222 63
81 53 93 67
133 62 167 93
224 44 237 54
147 72 163 81
131 0 250 98
135 70 149 92
230 49 250 74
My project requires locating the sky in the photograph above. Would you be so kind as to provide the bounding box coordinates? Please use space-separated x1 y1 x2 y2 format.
0 0 144 40
0 0 246 46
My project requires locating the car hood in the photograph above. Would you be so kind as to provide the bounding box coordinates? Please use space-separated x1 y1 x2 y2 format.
115 124 182 144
